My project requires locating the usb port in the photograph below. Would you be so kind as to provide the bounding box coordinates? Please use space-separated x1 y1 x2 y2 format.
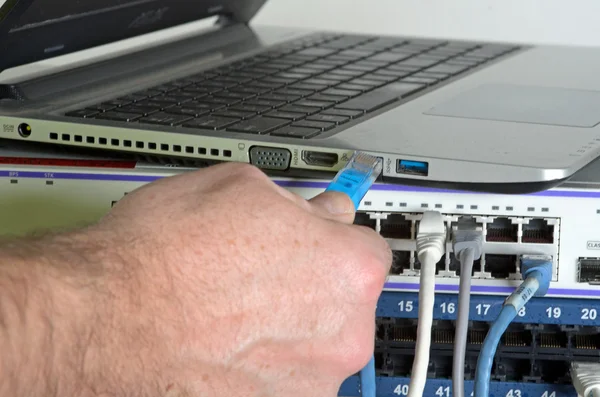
397 159 429 176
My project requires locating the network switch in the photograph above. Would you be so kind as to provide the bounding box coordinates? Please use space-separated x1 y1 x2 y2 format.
2 140 600 397
4 157 594 297
340 291 600 397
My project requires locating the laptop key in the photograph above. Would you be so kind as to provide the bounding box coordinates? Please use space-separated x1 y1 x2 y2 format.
301 62 338 71
103 99 132 107
245 99 286 108
214 91 254 100
136 99 175 109
262 76 297 85
321 108 364 119
261 93 301 103
95 111 141 122
287 67 322 75
119 105 160 115
401 76 439 85
304 78 342 86
213 110 256 120
231 104 274 114
335 83 371 92
367 52 413 63
164 107 209 117
295 100 333 109
337 49 376 58
279 105 321 115
349 78 386 88
296 47 338 57
291 120 336 131
227 117 290 134
400 56 442 68
316 58 350 66
275 88 314 97
329 69 365 77
336 64 378 74
319 73 353 82
265 111 306 121
322 88 362 98
276 72 311 80
415 71 450 80
424 63 470 75
335 82 424 112
182 116 238 130
306 114 349 124
270 126 321 139
204 96 241 106
231 86 271 96
290 83 329 91
308 93 347 103
138 112 193 126
186 101 227 111
152 95 182 104
376 68 412 78
248 81 284 90
361 74 398 83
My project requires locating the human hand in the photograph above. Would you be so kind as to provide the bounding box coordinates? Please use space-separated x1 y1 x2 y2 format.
1 163 391 397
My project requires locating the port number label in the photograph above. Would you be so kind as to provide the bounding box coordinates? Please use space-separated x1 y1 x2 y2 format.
440 302 455 314
546 307 561 318
506 389 521 397
398 301 414 312
541 392 556 397
517 307 526 317
476 303 491 316
581 308 598 320
394 384 409 395
435 386 450 397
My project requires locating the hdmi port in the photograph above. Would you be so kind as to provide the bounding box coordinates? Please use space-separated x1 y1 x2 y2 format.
301 150 339 167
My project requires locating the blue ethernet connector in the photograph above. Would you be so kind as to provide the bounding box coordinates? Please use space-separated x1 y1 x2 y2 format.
325 152 384 209
325 151 383 397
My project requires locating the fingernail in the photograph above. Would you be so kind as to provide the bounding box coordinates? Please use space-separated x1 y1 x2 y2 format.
311 192 355 215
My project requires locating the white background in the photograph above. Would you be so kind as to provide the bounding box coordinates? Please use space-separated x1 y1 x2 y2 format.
254 0 600 47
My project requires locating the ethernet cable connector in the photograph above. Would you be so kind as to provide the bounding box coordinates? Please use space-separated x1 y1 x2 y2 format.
325 152 383 209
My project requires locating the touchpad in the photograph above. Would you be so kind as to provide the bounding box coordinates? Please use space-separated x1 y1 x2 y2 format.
425 83 600 127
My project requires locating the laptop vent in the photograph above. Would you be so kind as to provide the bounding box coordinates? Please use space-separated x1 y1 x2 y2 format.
49 132 233 159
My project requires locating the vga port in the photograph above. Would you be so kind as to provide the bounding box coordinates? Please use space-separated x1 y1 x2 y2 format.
249 146 291 170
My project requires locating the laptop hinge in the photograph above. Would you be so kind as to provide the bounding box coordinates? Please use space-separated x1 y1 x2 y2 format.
0 84 25 101
216 14 247 28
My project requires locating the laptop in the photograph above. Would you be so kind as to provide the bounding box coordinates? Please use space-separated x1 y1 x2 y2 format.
2 0 600 194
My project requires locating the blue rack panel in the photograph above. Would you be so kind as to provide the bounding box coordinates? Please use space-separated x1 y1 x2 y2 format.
339 376 575 397
377 291 600 325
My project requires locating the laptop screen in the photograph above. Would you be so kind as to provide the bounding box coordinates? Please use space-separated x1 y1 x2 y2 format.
10 0 153 31
0 0 267 73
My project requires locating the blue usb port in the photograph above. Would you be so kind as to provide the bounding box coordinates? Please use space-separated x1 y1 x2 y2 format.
397 159 429 176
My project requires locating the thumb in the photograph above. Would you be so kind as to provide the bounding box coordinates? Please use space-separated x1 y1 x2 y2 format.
309 191 356 224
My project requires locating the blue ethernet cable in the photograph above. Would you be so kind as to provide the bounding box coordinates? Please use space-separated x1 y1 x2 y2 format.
473 256 553 397
325 151 384 397
325 152 383 209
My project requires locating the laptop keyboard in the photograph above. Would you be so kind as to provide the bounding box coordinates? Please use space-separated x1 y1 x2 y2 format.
65 33 519 139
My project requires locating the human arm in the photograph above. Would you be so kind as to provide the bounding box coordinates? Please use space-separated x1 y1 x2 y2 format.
0 162 392 397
